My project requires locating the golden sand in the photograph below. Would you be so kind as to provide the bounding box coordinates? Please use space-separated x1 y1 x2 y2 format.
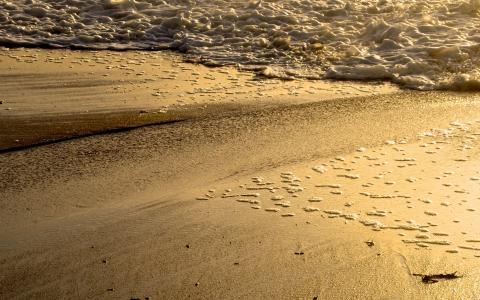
2 49 480 299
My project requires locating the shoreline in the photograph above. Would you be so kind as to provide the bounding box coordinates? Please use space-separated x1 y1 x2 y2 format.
0 47 397 151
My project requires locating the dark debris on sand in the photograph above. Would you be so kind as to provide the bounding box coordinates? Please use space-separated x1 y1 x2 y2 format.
413 272 462 284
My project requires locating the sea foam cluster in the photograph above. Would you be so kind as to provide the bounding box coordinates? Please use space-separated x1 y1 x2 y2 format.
3 0 480 90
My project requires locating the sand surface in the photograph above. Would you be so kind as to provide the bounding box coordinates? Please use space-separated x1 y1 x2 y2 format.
2 49 480 299
0 47 397 151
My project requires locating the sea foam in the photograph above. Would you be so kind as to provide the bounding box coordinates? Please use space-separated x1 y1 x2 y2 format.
2 0 480 90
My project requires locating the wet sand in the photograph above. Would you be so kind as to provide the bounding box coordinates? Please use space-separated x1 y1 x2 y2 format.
2 49 480 299
0 47 397 150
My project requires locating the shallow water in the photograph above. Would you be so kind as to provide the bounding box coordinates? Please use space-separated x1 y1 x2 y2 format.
3 0 480 90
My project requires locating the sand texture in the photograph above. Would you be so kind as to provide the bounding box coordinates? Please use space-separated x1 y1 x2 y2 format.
0 47 396 151
2 49 480 299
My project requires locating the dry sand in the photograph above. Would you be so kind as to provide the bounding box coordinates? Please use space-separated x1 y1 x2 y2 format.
2 49 480 299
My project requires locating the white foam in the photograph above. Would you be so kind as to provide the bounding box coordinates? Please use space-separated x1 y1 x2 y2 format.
308 196 323 203
2 0 480 90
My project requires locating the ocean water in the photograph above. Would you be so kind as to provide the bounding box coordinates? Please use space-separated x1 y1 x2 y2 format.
2 0 480 90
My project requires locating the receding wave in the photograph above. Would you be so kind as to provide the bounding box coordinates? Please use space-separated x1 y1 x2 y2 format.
3 0 480 90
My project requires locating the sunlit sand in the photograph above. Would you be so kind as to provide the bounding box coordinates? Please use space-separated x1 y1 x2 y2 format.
3 1 480 299
2 49 480 298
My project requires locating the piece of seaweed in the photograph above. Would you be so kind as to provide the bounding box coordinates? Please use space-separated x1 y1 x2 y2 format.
413 272 462 284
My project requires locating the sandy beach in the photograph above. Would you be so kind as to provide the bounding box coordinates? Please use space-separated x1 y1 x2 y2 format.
2 48 480 299
0 47 397 150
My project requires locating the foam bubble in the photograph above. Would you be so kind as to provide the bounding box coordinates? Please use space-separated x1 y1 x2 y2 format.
265 208 280 212
308 196 323 203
